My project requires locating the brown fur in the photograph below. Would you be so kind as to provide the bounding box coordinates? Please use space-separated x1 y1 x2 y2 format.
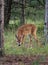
16 24 40 46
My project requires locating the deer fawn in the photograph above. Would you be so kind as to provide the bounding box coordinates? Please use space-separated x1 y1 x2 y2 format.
16 24 40 46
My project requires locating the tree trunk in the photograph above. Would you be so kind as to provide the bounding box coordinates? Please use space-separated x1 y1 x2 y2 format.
0 0 4 56
44 0 48 43
20 0 25 26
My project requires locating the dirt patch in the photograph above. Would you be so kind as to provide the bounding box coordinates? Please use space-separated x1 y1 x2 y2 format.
0 55 48 65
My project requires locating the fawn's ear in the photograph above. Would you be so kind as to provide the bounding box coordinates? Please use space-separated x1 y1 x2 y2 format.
15 35 18 39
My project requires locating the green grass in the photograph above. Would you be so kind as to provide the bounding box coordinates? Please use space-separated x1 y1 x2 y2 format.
4 33 48 55
4 20 48 55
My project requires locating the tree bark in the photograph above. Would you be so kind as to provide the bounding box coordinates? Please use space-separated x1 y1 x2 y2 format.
44 0 48 43
0 0 4 56
20 0 25 26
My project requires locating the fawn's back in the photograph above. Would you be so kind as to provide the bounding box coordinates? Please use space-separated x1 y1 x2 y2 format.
17 24 37 36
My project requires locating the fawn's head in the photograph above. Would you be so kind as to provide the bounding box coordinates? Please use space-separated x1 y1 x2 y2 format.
15 35 24 46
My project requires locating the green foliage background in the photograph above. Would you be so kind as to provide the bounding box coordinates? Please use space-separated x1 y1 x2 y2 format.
4 0 48 55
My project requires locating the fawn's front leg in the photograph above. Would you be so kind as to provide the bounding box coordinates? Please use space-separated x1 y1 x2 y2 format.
29 35 33 47
21 35 25 44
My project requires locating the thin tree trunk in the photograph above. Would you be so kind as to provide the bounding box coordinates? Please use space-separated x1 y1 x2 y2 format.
20 0 25 26
44 0 48 43
0 0 4 56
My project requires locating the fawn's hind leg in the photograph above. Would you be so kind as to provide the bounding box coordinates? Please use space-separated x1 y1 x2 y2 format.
32 28 40 46
33 33 40 46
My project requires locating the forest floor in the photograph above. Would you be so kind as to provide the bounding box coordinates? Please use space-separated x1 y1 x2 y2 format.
0 55 48 65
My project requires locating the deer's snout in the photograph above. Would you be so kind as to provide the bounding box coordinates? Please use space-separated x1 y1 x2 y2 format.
18 44 20 46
